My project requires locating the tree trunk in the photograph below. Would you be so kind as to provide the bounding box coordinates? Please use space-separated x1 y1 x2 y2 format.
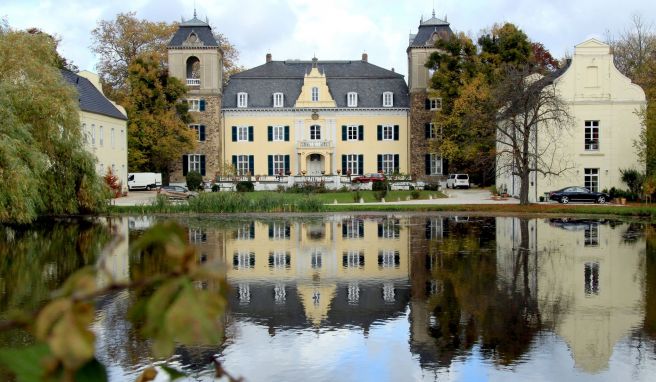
519 171 531 205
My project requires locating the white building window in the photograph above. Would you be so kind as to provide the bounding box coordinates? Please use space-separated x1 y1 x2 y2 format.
237 92 248 108
345 154 361 175
272 125 284 141
188 99 200 111
237 126 249 141
378 250 399 268
310 125 321 140
99 126 104 146
91 124 96 146
429 154 442 175
383 92 393 107
343 250 364 269
269 251 290 269
378 219 400 239
347 125 359 140
382 283 395 302
584 168 599 192
110 128 115 149
188 154 202 173
347 282 360 304
236 155 250 175
236 222 254 240
273 92 284 108
269 222 290 240
585 120 599 151
347 92 358 107
585 223 599 247
238 283 251 304
82 123 88 143
381 154 396 174
190 124 205 141
342 218 364 239
429 98 442 110
311 250 322 269
189 228 207 244
584 262 600 296
382 125 394 140
311 87 319 102
272 154 286 176
274 283 286 303
427 217 444 240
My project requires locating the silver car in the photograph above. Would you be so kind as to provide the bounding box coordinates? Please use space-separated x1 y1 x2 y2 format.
446 174 470 189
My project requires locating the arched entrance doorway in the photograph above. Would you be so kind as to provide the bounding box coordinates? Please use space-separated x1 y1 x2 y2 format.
306 154 324 175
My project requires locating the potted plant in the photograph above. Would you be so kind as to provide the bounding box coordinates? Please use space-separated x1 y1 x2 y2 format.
337 169 341 175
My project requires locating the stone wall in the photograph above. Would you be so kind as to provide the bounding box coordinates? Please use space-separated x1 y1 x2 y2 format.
409 91 443 182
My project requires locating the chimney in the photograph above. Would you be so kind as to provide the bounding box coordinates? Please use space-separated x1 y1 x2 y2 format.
266 53 272 63
362 52 368 62
391 67 395 73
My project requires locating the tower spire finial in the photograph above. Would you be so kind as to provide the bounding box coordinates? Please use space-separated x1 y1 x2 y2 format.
432 0 436 18
193 0 197 18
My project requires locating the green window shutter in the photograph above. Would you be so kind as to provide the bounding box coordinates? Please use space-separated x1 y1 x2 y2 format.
248 126 254 142
394 125 399 141
425 154 431 175
358 125 364 141
200 155 206 176
199 99 206 111
284 155 290 174
284 126 290 141
232 155 237 173
267 126 273 141
358 155 364 175
425 123 431 139
341 155 347 174
232 126 237 142
377 154 382 172
248 155 254 174
199 125 206 141
268 155 273 176
394 154 400 173
377 125 382 140
425 99 430 110
182 155 188 176
342 125 347 141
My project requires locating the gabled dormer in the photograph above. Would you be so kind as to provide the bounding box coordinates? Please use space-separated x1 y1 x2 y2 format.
294 58 337 108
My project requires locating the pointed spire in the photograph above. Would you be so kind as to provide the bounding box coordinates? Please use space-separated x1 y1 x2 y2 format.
432 0 436 18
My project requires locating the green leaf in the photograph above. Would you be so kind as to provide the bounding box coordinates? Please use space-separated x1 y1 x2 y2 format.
160 365 186 381
0 343 50 382
165 281 223 347
75 358 108 382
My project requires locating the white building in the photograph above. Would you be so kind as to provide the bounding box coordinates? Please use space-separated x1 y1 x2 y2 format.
497 39 647 202
62 70 129 192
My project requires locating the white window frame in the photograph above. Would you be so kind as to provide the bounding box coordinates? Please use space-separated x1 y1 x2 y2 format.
429 154 442 175
585 223 599 247
310 125 321 140
110 128 115 149
311 250 322 269
382 125 394 141
272 125 284 141
344 250 363 269
236 155 250 176
428 217 444 240
188 98 201 112
383 92 393 107
236 223 253 240
311 87 319 102
237 126 249 142
234 251 255 270
237 92 248 108
99 126 104 147
584 261 600 296
347 125 359 141
382 154 395 174
347 92 358 107
379 219 400 239
343 218 363 239
427 123 437 139
190 124 203 141
345 154 360 175
270 250 289 269
347 282 360 303
273 92 284 108
379 249 398 268
383 282 395 302
91 124 96 146
272 154 286 175
585 120 599 151
188 154 202 173
584 168 599 192
429 98 442 111
120 129 125 150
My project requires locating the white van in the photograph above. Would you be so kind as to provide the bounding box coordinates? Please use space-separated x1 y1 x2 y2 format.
446 174 470 189
127 173 162 191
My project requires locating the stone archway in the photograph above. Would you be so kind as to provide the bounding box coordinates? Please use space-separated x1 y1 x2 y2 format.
306 153 325 176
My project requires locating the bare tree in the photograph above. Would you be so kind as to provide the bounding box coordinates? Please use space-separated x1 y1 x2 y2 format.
608 14 656 80
495 68 574 205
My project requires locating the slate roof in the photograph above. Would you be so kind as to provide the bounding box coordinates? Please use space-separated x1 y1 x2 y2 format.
168 17 219 48
408 14 454 48
223 60 410 109
61 70 127 120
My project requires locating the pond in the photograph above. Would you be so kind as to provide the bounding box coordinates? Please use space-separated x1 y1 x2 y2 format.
1 214 655 381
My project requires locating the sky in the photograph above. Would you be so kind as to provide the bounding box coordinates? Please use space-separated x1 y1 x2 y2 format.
2 0 655 79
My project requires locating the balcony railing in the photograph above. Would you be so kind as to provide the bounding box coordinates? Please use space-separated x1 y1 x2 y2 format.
186 78 201 86
298 139 333 149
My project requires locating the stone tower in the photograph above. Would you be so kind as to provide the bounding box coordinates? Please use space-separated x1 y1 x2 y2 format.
167 12 223 183
407 10 453 181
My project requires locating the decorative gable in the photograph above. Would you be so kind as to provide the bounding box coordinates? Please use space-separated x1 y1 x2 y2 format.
182 31 205 47
294 64 336 108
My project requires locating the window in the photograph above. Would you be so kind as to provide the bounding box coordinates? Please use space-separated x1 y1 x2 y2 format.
311 250 322 269
311 87 319 102
237 126 249 141
235 155 251 176
346 125 359 140
347 282 360 304
91 124 96 146
378 219 400 239
269 222 290 240
426 218 444 240
381 154 396 174
189 228 207 244
237 93 248 108
188 99 201 111
426 123 440 139
269 251 290 269
342 218 364 239
382 125 393 140
236 222 255 240
427 154 442 175
188 154 202 173
584 262 600 296
120 129 125 150
110 128 115 148
310 125 321 140
273 92 284 107
383 283 395 302
347 92 358 107
378 250 400 268
343 250 364 269
233 251 255 270
190 124 205 141
584 223 599 247
82 123 88 143
271 155 286 176
344 154 362 175
238 283 251 304
584 168 599 192
429 98 442 110
99 126 104 146
274 283 286 303
383 92 393 107
272 125 284 141
585 120 599 151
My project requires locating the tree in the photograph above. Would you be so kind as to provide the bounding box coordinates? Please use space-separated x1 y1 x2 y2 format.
124 53 196 183
495 69 574 205
0 24 108 224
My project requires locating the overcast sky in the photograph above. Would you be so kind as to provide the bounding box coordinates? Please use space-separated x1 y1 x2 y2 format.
3 0 655 78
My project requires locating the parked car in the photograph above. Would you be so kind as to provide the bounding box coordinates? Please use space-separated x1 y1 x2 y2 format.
157 185 198 200
351 173 386 183
548 187 609 204
446 174 470 189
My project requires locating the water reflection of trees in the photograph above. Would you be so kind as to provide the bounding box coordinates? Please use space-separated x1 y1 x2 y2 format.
423 218 542 368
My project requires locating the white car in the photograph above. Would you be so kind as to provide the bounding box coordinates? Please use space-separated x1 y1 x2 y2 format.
446 174 470 189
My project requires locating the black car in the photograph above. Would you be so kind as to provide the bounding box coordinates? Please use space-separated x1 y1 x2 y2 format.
548 187 609 204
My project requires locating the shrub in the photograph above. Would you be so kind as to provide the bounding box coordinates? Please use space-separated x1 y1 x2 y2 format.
186 171 203 191
103 167 122 198
353 190 362 203
286 181 327 194
211 184 221 192
374 189 387 201
620 168 644 195
236 181 254 192
411 190 421 199
423 183 440 191
372 180 388 191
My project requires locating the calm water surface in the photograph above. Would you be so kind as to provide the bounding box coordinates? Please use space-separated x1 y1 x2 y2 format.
1 214 655 381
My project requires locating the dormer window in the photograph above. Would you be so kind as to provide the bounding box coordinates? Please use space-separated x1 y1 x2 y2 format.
273 92 284 108
311 87 319 102
347 92 358 107
383 92 393 107
237 92 248 108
